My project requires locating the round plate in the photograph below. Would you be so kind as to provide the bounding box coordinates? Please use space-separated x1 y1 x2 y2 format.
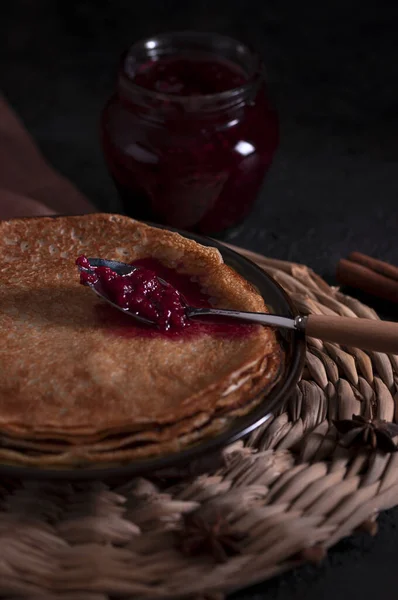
0 222 305 480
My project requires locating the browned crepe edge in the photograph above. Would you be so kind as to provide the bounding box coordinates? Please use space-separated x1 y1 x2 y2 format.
0 349 282 457
0 388 270 468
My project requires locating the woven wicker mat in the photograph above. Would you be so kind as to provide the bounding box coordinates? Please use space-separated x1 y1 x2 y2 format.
1 252 398 600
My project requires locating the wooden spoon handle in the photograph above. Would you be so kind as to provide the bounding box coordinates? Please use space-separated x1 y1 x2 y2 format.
306 314 398 354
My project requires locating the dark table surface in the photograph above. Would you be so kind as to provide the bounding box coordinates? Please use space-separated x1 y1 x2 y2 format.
2 1 398 598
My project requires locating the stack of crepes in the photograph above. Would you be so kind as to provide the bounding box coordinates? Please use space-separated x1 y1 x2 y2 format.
0 213 282 468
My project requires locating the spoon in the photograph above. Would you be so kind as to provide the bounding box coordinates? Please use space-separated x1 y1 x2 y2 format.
78 258 398 354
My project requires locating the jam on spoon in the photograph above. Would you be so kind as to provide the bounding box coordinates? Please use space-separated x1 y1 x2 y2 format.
76 255 187 331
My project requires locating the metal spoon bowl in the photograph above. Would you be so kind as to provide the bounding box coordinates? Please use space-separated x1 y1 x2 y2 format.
78 258 172 326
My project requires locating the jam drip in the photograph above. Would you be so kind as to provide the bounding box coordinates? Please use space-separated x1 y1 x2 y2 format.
76 255 187 331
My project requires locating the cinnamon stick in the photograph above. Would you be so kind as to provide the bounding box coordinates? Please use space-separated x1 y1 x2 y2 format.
348 252 398 282
336 258 398 303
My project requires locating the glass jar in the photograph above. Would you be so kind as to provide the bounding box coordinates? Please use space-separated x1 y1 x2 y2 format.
101 31 278 235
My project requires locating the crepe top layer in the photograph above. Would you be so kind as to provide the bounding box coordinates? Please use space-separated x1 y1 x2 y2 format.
0 214 281 436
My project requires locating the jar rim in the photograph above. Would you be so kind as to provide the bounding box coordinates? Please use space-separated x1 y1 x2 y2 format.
118 30 264 106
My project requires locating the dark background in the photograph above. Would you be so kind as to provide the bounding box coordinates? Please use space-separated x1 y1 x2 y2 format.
2 1 398 598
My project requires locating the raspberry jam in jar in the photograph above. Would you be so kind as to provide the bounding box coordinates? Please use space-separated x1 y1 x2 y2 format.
101 32 278 235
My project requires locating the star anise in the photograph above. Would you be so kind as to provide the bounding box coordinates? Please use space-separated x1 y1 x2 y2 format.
176 510 246 563
333 415 398 453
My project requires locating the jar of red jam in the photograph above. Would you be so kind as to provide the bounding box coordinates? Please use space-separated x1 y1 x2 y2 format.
101 32 278 235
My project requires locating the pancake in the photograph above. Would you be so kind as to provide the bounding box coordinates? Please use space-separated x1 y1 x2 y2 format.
0 393 265 467
0 214 282 465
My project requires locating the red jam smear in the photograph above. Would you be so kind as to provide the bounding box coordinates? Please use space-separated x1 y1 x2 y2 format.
77 256 254 340
101 54 278 234
76 255 187 331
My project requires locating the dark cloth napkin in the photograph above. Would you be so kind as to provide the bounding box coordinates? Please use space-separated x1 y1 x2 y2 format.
0 94 96 220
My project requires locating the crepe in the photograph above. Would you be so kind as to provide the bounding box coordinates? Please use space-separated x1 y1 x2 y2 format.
0 393 265 467
0 214 282 465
